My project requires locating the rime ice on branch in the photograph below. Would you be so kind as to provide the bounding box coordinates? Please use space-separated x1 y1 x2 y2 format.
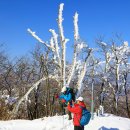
27 28 55 52
74 12 79 41
12 3 94 117
27 3 93 96
67 12 79 85
57 3 69 87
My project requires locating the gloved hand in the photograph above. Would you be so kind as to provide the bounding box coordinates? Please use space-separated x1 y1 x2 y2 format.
55 94 59 99
61 99 66 103
72 100 75 105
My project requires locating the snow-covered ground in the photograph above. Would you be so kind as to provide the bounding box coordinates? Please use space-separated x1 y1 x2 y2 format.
0 114 130 130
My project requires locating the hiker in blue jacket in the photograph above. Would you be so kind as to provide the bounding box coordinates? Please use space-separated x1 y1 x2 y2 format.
59 86 73 120
59 86 72 103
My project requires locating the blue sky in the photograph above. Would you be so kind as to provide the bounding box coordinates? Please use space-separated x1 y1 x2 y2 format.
0 0 130 61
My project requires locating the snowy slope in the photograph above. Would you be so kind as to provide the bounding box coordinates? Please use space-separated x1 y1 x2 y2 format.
0 114 130 130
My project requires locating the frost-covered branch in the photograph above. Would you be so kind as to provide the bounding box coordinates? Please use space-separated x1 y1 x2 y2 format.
50 37 54 48
67 12 79 85
58 3 65 42
27 28 55 51
11 75 59 118
105 52 111 72
74 12 79 41
67 48 77 85
57 3 69 87
76 49 93 97
49 29 61 67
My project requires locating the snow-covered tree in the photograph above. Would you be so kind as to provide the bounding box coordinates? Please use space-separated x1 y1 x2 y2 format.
109 41 130 114
11 3 93 117
96 39 130 115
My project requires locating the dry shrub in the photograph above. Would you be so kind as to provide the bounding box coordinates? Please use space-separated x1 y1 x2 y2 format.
0 99 11 120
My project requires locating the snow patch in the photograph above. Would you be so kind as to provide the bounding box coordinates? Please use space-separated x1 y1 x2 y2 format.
0 114 130 130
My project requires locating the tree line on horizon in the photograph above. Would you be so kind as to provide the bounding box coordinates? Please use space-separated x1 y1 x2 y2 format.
0 3 130 120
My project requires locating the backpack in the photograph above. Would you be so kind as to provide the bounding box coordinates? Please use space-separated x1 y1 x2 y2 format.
66 87 76 102
79 106 91 126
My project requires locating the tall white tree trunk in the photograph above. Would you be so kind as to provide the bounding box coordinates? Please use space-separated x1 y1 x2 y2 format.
76 49 92 97
67 12 79 85
57 3 69 87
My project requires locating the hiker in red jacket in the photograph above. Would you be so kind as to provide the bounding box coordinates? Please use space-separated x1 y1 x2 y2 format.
67 96 85 130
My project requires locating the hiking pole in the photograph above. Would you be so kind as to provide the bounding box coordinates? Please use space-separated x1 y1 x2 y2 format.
91 79 94 120
91 62 95 120
62 106 65 130
62 114 64 130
